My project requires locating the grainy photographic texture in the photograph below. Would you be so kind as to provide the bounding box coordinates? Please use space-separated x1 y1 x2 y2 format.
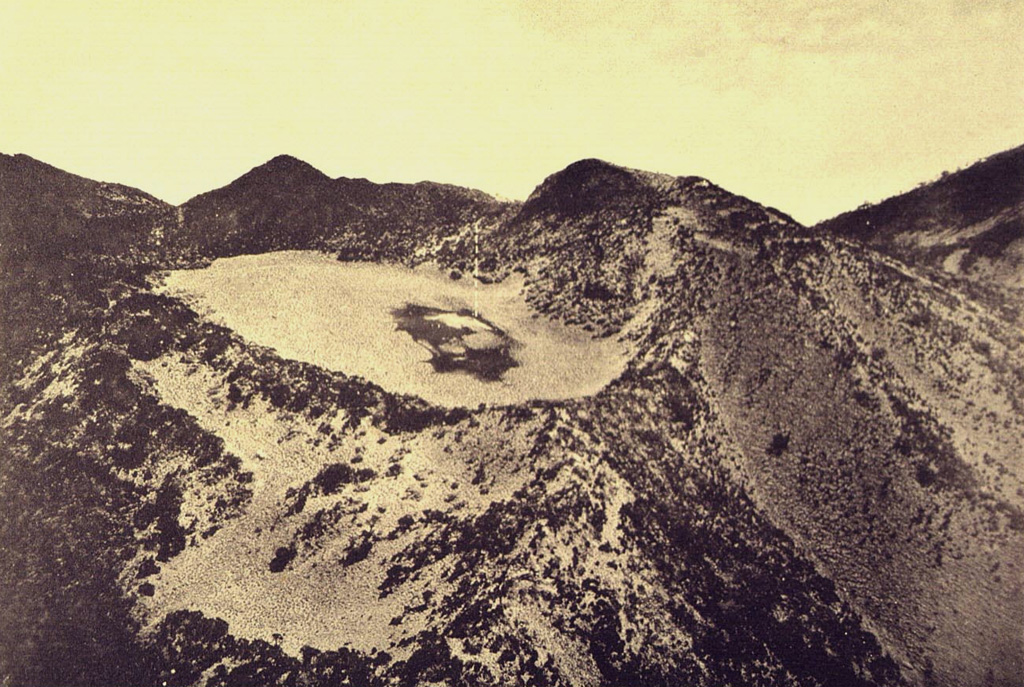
1 3 1023 687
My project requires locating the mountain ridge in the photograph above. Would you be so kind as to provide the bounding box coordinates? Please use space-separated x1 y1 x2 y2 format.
814 144 1024 292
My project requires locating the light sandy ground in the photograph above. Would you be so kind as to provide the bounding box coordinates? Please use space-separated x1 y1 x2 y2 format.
424 312 491 331
159 251 631 407
135 352 537 657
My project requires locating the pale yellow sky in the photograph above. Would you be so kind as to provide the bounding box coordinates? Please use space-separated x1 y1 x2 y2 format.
2 1 1022 223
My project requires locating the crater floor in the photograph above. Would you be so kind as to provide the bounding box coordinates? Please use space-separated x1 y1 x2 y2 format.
158 251 631 407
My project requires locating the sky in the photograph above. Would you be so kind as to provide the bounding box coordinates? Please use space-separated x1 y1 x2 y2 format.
2 0 1022 224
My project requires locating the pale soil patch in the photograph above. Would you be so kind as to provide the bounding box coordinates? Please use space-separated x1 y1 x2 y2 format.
692 231 756 257
645 208 694 280
157 251 631 407
134 351 535 656
424 312 491 331
941 248 968 274
893 206 1023 249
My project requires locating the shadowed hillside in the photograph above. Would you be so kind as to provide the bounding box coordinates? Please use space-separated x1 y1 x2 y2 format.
2 150 1022 687
165 155 515 264
0 153 172 264
814 145 1024 296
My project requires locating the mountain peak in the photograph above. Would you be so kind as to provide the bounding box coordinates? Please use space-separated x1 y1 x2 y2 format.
516 158 654 222
560 157 624 174
256 154 328 178
231 155 330 190
546 158 637 189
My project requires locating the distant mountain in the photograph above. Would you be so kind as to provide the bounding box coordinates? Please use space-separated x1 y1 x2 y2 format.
1 152 1022 687
168 155 513 262
815 145 1024 291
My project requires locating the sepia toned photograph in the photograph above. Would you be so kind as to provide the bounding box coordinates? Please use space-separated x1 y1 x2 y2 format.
1 2 1022 685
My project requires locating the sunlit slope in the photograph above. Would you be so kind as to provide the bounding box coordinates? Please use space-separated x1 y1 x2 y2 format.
682 237 1024 686
123 319 904 687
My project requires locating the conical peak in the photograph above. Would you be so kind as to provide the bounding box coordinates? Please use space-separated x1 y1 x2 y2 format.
255 154 327 178
516 158 653 222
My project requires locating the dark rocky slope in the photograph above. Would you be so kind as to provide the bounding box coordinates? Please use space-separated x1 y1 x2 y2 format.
0 153 172 265
814 145 1024 296
1 150 1022 687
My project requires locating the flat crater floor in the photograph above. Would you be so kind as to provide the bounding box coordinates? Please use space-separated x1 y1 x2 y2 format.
158 251 631 407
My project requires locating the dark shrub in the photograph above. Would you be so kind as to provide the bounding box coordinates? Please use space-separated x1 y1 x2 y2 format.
767 432 790 457
915 462 938 488
583 281 615 301
312 463 376 495
137 558 160 579
342 537 373 567
269 545 296 573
